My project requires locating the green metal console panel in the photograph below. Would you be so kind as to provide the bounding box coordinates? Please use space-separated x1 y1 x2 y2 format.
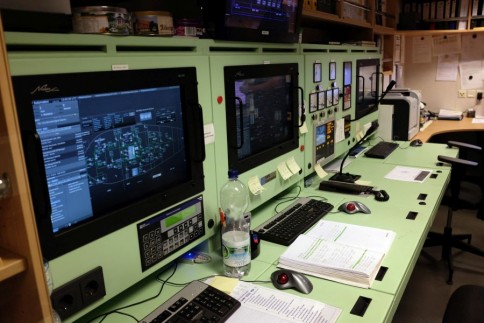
300 43 381 178
206 40 305 213
6 32 219 322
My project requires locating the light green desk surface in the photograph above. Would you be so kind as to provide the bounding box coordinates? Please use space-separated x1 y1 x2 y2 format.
79 142 455 323
78 256 273 323
363 139 459 169
256 264 396 323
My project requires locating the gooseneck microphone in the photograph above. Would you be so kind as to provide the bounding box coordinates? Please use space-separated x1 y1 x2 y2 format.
381 80 397 100
329 122 379 183
329 80 396 183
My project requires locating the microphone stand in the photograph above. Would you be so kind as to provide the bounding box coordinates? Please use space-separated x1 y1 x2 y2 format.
328 80 397 183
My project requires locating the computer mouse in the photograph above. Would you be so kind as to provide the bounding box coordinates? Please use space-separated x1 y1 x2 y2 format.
338 201 371 214
410 139 423 147
270 269 313 294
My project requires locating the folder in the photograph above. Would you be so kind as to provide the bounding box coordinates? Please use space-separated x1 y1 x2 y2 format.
472 0 479 15
445 0 452 17
431 1 437 19
437 0 445 18
423 1 431 19
451 0 457 17
458 0 470 29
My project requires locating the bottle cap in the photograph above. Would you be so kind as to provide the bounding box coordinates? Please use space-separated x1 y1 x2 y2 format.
228 169 238 179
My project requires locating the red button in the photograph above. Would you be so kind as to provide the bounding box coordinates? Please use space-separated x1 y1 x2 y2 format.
346 203 356 211
277 273 289 285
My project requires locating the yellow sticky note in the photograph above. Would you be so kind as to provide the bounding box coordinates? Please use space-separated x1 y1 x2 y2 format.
208 276 239 294
299 121 308 134
314 164 328 178
277 161 293 180
286 156 301 175
248 176 264 195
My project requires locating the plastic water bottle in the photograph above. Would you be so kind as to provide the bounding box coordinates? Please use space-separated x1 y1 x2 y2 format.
220 169 251 277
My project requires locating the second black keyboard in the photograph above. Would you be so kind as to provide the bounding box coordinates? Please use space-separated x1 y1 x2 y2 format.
139 280 241 323
364 141 399 159
253 197 333 246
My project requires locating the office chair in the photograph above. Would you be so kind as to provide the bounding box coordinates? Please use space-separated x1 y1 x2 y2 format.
442 284 484 323
425 141 484 284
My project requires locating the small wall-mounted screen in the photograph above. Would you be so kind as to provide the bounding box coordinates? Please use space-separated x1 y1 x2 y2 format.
314 120 335 165
355 58 380 120
224 63 299 174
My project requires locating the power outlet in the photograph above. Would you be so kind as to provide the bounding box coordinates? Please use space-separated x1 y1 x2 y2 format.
467 89 476 98
51 266 106 320
458 89 466 98
79 267 106 307
477 91 483 101
51 281 83 320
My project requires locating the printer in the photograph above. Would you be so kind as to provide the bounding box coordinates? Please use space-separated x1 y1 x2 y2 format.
378 89 421 141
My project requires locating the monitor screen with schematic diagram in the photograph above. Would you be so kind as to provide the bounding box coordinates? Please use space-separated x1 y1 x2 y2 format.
12 67 206 261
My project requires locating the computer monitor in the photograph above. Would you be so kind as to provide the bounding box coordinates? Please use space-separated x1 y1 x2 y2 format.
355 58 380 120
12 67 205 260
223 63 300 174
202 0 304 43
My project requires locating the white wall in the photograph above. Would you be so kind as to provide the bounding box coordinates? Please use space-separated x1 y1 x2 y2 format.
402 34 484 116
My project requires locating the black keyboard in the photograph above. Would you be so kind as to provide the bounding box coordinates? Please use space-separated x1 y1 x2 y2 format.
253 197 333 246
364 141 399 159
319 180 375 195
140 281 241 323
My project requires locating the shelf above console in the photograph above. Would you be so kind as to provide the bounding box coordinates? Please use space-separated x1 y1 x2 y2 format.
0 248 26 282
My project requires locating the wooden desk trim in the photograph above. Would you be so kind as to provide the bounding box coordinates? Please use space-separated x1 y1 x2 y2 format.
414 118 484 142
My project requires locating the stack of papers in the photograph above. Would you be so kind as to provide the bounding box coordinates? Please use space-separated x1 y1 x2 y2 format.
438 109 463 120
278 220 396 288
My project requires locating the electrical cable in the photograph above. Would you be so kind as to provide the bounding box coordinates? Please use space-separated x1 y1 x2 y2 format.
87 262 179 323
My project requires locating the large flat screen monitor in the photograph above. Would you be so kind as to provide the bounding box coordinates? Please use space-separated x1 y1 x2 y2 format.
202 0 303 43
12 67 205 259
224 63 300 174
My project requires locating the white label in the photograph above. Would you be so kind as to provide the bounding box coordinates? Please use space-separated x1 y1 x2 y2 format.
112 64 129 71
222 231 250 267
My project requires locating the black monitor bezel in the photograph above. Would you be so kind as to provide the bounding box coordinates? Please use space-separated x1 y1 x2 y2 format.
202 0 304 43
223 63 300 174
355 58 380 120
12 67 205 260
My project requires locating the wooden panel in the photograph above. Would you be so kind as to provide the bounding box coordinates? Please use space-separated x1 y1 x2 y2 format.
0 15 53 323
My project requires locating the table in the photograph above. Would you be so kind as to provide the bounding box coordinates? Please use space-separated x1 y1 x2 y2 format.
80 142 456 323
414 118 484 142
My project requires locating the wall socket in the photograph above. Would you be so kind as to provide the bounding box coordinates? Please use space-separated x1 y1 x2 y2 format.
458 89 466 98
51 266 106 320
467 89 477 98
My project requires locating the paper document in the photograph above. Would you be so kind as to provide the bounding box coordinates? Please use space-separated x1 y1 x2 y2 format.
307 220 396 254
436 54 459 81
438 109 463 120
472 118 484 124
385 166 432 183
226 281 341 323
278 220 395 288
279 235 384 288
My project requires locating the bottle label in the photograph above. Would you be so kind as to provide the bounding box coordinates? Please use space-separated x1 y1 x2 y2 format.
222 231 251 267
